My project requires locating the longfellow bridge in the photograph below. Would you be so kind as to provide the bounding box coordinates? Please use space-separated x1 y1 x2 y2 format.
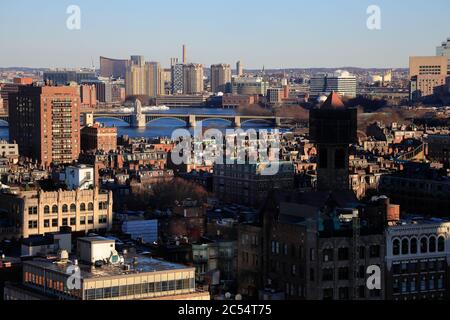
0 112 290 128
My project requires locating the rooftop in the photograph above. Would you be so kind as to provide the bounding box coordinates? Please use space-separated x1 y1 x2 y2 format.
25 253 191 280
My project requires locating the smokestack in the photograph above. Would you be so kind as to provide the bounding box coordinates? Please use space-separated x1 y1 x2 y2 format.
182 45 187 64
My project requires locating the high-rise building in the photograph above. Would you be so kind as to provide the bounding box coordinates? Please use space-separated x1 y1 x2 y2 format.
183 63 204 95
409 56 448 101
80 84 97 109
236 61 243 77
310 71 357 98
125 61 164 97
9 85 81 166
309 91 358 191
99 56 129 79
210 64 232 93
437 38 450 75
171 64 184 94
130 55 145 67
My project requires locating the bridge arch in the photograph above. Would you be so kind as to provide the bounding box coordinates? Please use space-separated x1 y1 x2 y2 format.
240 119 274 126
93 116 130 125
145 117 188 126
0 119 9 126
196 118 234 125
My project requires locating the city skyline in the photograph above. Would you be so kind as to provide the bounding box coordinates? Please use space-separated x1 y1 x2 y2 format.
1 0 450 69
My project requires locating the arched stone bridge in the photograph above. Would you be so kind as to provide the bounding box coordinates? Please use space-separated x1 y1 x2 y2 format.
90 112 285 128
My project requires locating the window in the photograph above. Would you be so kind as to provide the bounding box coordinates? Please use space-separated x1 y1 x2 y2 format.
310 269 315 282
44 219 50 228
322 268 334 281
393 239 400 256
62 218 68 226
323 249 333 262
80 203 86 211
338 287 349 300
28 220 38 229
359 246 366 259
370 245 380 258
28 207 38 215
70 217 76 226
438 236 445 252
410 238 418 254
70 204 76 212
44 206 50 214
62 204 68 213
323 288 333 300
335 149 346 169
88 203 94 211
338 248 349 261
420 237 428 253
319 148 328 169
402 239 409 255
88 216 94 224
429 236 436 253
98 215 107 224
52 205 58 214
338 267 349 280
52 219 58 227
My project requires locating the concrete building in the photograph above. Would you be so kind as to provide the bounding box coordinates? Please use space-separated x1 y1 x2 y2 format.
409 56 448 101
310 71 357 98
236 61 244 77
4 237 209 300
232 77 269 96
80 84 97 109
385 218 450 300
183 64 204 94
213 162 295 208
64 165 94 190
81 123 117 153
43 69 96 85
210 64 232 93
0 187 113 238
125 61 164 97
436 38 450 75
9 85 81 166
171 63 184 94
0 140 19 162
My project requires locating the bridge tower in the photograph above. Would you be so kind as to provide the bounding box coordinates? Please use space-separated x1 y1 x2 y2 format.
234 116 241 128
131 99 146 128
188 114 196 127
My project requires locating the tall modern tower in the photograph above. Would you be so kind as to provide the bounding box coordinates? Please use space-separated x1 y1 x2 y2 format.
183 63 204 94
125 60 163 97
236 61 243 77
436 38 450 75
210 64 232 93
309 92 357 192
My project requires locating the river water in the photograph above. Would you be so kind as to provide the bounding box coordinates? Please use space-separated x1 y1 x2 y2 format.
0 108 281 140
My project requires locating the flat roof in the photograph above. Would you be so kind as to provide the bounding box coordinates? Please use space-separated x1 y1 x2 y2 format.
24 254 191 280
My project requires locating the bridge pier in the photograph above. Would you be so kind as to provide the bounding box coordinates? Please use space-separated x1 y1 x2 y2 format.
131 114 146 128
275 117 281 127
234 116 241 128
188 115 196 127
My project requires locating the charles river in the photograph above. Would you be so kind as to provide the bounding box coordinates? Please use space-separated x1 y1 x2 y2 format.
0 107 282 141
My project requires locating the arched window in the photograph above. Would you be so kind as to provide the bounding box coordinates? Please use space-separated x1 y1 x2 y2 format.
70 204 76 213
393 239 400 256
44 206 50 214
62 204 68 213
88 202 94 211
402 239 409 255
80 203 86 212
429 236 437 253
52 205 58 214
410 238 418 254
438 236 445 252
420 237 428 254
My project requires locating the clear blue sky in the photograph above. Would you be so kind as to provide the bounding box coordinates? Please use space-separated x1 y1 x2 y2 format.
1 0 449 69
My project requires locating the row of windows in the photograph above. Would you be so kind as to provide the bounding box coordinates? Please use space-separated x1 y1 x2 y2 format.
271 241 303 259
29 202 109 215
393 275 445 294
392 260 446 274
322 246 381 262
392 236 445 256
84 279 195 300
28 215 108 229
